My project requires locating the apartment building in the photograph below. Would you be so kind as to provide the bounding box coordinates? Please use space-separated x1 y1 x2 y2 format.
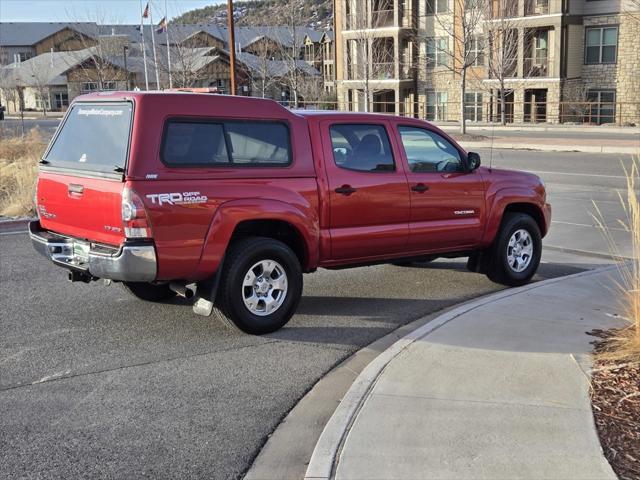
334 0 640 124
334 0 419 114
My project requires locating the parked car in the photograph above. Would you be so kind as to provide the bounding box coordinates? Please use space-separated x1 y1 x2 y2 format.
30 92 551 334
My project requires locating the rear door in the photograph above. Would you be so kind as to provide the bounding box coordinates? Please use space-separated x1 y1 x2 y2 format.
396 125 486 251
320 120 410 261
36 102 132 245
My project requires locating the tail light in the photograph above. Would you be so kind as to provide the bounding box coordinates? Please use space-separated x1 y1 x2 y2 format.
122 187 152 239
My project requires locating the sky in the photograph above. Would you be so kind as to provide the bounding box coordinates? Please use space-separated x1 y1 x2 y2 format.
0 0 224 24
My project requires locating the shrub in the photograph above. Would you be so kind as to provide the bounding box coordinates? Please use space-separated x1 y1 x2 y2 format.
0 130 47 217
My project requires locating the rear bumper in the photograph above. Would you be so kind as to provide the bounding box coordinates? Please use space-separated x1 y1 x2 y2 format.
29 221 157 282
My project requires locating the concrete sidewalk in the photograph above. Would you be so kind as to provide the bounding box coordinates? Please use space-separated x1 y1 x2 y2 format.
457 137 639 154
306 267 627 480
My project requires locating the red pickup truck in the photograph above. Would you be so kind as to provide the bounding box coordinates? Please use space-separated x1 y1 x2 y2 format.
30 92 551 334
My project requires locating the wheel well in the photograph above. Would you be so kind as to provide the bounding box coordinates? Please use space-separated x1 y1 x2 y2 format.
230 220 308 268
503 203 546 235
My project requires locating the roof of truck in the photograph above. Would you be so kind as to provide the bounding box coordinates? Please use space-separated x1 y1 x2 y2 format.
72 92 414 123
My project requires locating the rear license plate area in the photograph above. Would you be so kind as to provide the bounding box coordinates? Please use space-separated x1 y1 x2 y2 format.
72 241 90 264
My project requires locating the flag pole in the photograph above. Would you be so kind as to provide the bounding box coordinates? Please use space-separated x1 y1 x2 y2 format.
227 0 237 95
165 0 172 88
149 2 161 89
140 0 149 90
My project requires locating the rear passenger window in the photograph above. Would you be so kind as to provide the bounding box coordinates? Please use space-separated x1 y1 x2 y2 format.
226 122 290 165
161 120 291 167
162 122 229 166
330 124 395 172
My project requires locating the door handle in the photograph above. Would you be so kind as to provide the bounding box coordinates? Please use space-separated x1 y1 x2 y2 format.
335 185 357 196
68 184 84 195
411 183 429 193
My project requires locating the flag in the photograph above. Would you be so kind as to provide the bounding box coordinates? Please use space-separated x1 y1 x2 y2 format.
156 17 167 34
142 3 150 18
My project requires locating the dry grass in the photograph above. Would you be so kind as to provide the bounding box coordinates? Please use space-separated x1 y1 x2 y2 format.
593 157 640 363
0 130 47 217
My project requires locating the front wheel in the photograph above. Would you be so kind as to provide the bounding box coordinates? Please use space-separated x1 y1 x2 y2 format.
214 237 303 335
486 213 542 287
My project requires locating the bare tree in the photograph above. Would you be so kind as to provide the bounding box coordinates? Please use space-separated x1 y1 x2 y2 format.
297 75 328 107
485 0 519 125
0 67 25 136
560 82 592 124
26 59 54 117
64 11 130 90
419 0 487 133
158 43 208 88
341 0 398 112
273 12 306 107
245 36 280 99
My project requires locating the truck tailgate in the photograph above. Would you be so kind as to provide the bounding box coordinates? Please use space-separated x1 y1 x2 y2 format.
37 172 125 246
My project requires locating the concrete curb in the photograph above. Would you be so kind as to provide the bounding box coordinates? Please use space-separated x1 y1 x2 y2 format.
303 264 619 480
458 141 639 155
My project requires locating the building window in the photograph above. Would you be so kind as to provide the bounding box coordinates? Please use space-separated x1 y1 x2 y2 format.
426 37 448 68
53 92 69 111
464 92 483 121
587 89 616 124
585 26 617 64
13 51 33 64
426 0 448 14
425 90 447 121
470 36 484 66
81 82 99 93
101 81 117 91
35 93 51 110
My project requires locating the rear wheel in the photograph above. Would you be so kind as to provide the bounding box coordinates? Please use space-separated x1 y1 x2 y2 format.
122 282 177 302
214 237 302 335
486 213 541 287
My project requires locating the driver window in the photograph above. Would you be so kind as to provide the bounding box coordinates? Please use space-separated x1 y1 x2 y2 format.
330 124 395 172
398 126 463 173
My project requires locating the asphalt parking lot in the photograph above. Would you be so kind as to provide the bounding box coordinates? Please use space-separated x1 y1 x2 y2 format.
0 149 633 479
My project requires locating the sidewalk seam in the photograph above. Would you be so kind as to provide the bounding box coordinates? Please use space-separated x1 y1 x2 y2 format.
304 265 620 480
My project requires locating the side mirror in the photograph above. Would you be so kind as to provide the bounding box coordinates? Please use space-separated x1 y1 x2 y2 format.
467 152 481 171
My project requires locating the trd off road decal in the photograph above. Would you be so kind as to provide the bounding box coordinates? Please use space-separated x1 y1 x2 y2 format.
146 192 208 206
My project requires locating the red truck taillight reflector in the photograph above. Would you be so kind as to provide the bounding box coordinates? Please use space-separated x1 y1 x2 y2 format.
122 188 152 239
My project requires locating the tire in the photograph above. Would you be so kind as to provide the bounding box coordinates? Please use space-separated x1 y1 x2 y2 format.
214 236 303 335
486 213 542 287
122 282 177 302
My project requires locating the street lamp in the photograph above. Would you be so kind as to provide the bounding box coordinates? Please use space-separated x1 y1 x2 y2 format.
123 45 130 90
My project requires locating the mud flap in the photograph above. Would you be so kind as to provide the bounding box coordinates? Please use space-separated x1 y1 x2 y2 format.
467 250 489 274
192 257 225 317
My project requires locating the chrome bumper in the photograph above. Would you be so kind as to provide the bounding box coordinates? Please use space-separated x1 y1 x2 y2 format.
29 221 157 282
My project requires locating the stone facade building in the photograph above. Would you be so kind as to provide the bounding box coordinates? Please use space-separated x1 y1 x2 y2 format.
334 0 640 124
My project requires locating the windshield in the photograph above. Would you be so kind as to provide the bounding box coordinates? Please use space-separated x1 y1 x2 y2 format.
45 103 132 174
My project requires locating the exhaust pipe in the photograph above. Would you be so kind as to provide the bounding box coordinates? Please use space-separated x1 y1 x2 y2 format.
170 282 194 299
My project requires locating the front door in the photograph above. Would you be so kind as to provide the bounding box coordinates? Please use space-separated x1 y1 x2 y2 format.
321 121 410 261
396 125 485 252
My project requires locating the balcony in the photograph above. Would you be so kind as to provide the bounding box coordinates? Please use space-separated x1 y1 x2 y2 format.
524 57 549 77
525 0 549 16
372 62 395 79
372 9 394 28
